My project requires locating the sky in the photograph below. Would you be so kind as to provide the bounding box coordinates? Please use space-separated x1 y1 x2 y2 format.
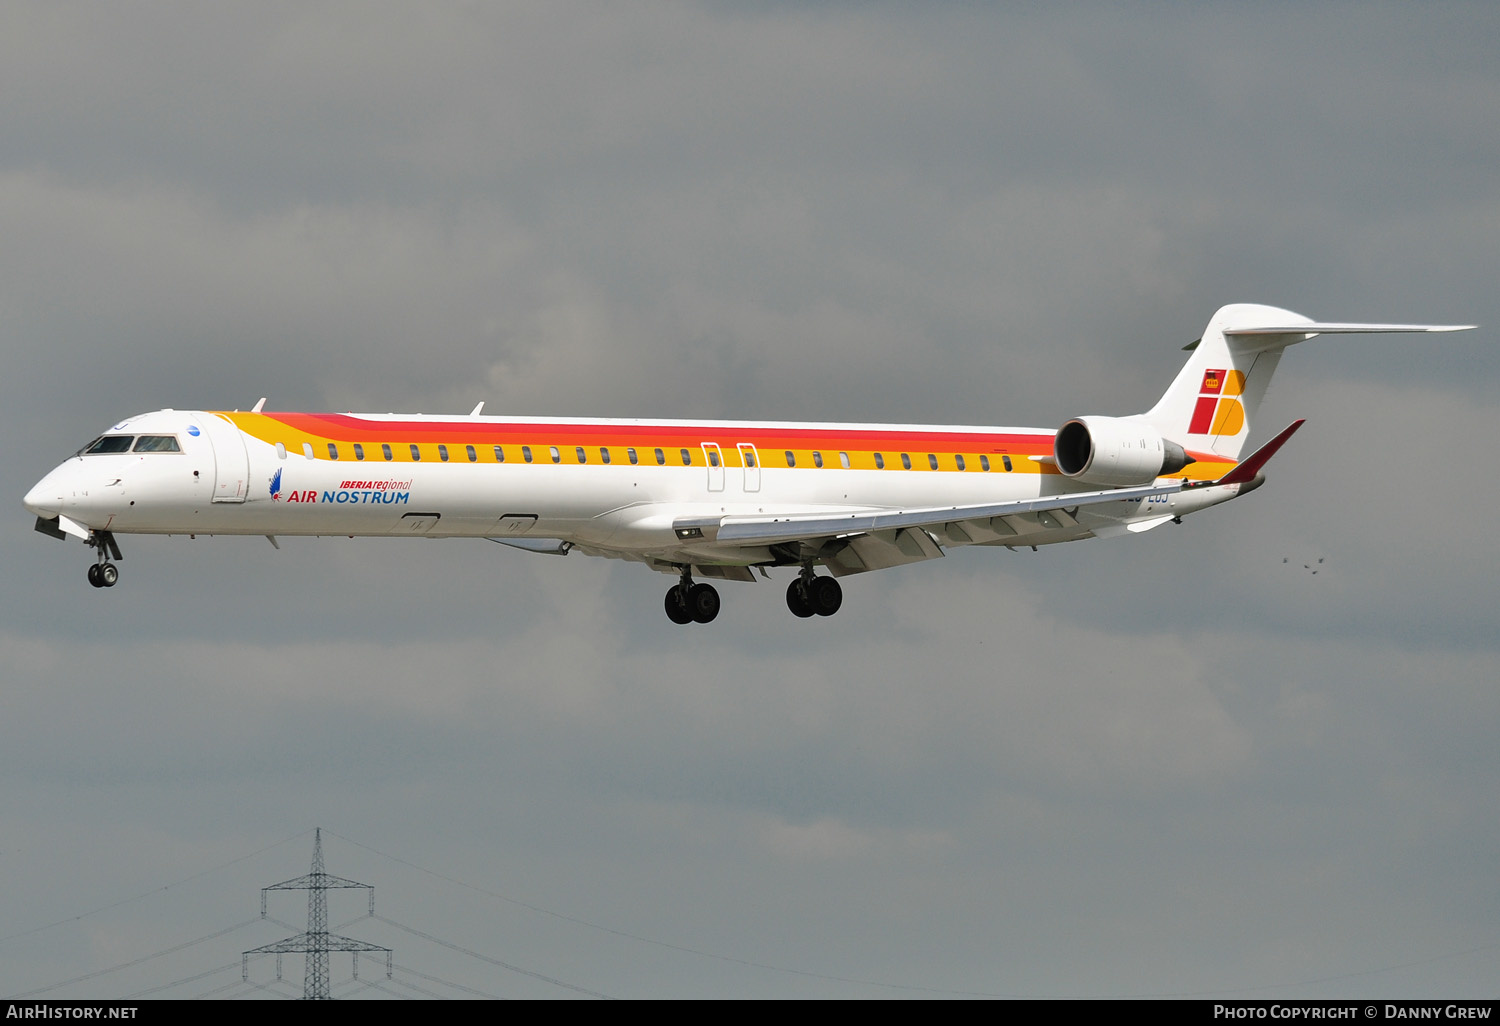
1 1 1497 999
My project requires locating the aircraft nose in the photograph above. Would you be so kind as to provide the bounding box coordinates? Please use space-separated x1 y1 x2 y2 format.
24 467 66 517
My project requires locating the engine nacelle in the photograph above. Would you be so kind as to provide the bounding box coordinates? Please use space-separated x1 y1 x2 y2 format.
1053 416 1193 487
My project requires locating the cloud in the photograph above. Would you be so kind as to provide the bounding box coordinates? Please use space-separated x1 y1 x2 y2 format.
4 1 1500 997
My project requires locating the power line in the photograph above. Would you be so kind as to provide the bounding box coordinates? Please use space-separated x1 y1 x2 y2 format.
391 962 509 1000
8 918 263 999
127 959 244 999
373 914 611 999
0 829 311 951
331 830 1000 997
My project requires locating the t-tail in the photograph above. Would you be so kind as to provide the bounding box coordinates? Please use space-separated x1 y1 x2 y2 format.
1139 303 1474 461
1053 303 1472 488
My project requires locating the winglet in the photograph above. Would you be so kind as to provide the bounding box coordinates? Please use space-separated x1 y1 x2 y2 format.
1215 419 1304 486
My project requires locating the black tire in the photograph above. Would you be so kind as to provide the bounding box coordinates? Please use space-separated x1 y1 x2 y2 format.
87 564 102 588
664 586 693 624
100 563 119 587
688 583 720 624
786 579 814 617
809 575 842 616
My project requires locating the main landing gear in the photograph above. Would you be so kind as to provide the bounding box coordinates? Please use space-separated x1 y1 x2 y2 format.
664 569 720 625
662 566 843 622
85 530 122 589
786 567 841 618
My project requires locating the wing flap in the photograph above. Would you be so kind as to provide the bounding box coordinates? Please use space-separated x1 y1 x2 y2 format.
825 527 947 576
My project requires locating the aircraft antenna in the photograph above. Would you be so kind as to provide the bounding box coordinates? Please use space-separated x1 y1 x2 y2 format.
243 828 391 999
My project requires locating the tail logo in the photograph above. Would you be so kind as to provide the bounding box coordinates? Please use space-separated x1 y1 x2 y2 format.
1188 368 1246 436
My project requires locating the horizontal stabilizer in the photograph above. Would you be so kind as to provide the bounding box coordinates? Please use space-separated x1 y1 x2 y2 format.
1225 321 1475 355
1227 322 1474 335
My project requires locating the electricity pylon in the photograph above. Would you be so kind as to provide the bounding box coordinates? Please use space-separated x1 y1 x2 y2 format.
244 829 392 999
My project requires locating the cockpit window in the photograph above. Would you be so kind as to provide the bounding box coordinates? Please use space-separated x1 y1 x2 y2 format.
133 435 181 453
84 436 134 454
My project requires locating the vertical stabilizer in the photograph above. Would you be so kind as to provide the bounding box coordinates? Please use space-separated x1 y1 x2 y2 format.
1139 305 1472 461
1141 303 1307 461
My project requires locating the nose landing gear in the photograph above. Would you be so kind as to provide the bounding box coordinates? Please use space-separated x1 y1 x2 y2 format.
85 531 122 588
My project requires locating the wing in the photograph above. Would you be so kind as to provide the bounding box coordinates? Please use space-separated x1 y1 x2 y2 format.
670 480 1187 576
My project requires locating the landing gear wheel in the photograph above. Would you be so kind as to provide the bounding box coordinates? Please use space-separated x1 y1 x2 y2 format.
786 579 814 617
687 583 720 624
87 564 102 588
99 562 119 587
664 586 693 625
808 575 842 616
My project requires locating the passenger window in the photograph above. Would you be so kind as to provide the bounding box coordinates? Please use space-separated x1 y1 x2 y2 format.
276 442 287 460
382 443 393 461
494 445 505 462
628 447 638 465
549 446 561 464
576 446 587 463
744 450 756 468
466 445 477 463
303 442 315 460
654 448 665 465
328 443 339 460
601 447 611 464
980 455 990 472
955 454 966 471
839 452 850 469
680 449 690 466
354 443 365 461
708 450 720 467
928 453 938 470
874 452 885 469
901 453 911 470
1002 455 1013 472
813 451 823 468
785 451 796 467
410 444 421 461
438 444 449 462
84 436 134 454
133 435 182 453
522 446 533 463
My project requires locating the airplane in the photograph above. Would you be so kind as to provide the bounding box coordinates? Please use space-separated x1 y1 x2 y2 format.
23 303 1473 623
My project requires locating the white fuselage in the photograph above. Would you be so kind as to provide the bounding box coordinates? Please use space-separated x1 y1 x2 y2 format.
24 408 1237 577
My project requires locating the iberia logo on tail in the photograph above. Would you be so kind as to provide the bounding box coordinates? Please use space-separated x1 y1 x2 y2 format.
1188 368 1244 436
